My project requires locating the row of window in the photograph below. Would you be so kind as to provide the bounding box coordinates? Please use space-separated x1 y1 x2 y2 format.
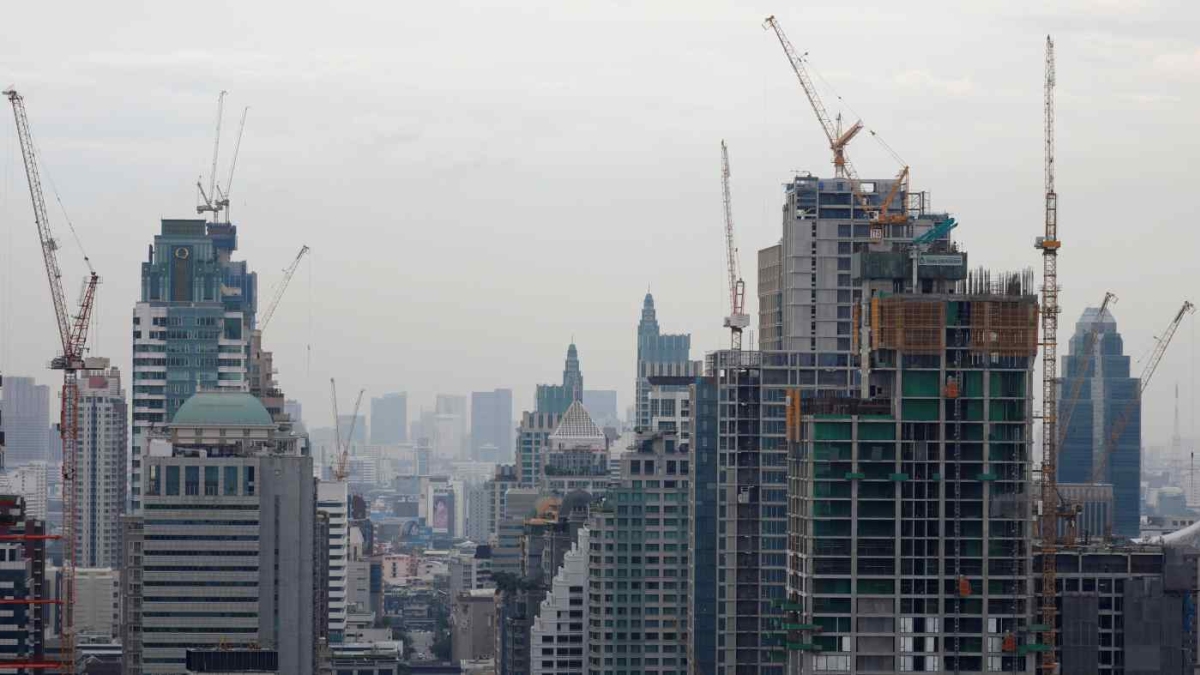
146 465 255 497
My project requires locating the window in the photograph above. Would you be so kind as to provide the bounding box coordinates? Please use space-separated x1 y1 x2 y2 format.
245 466 255 496
166 466 180 496
224 466 239 495
204 466 219 496
185 466 200 495
147 465 161 495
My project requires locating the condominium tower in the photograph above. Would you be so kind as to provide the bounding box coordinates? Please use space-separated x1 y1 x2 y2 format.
76 363 128 568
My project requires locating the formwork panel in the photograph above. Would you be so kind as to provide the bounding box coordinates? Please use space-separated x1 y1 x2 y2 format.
968 300 1039 356
872 297 945 354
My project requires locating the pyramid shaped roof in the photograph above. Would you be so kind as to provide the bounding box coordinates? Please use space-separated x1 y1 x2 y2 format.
548 400 605 445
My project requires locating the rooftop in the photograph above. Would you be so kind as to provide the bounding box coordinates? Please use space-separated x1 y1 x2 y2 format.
172 391 274 428
548 401 605 443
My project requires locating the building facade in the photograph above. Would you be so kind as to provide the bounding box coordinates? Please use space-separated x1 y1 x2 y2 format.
530 528 589 675
369 392 407 446
636 294 691 430
77 364 127 568
0 494 47 672
318 480 350 643
587 429 691 674
542 401 610 496
1058 306 1141 538
131 219 257 511
472 388 514 462
126 391 314 675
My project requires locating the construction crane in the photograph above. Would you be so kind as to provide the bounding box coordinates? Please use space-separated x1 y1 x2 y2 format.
259 245 311 332
196 93 249 223
763 16 908 237
330 379 365 482
1089 301 1195 485
6 87 101 674
720 141 749 350
1035 35 1061 671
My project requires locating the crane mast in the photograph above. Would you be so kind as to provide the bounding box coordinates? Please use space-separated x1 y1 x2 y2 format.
259 245 311 332
720 141 748 350
6 87 101 674
1035 35 1060 673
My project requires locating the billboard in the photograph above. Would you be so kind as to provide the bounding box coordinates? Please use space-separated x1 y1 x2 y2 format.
431 493 454 536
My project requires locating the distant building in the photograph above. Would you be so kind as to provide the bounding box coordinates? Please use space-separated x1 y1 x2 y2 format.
541 402 609 496
0 376 50 466
484 465 521 543
124 392 315 675
536 344 584 416
370 392 407 445
453 589 498 663
635 294 690 430
337 414 367 446
284 399 303 427
1059 306 1141 538
516 412 561 488
472 389 514 463
131 219 258 512
0 462 49 521
581 390 618 429
76 364 127 568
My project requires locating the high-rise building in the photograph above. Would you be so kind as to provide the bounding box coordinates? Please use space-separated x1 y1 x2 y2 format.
636 294 691 429
0 462 49 521
318 480 350 643
536 344 584 416
471 388 513 462
74 567 120 639
587 429 691 674
541 401 609 495
131 219 257 511
370 393 407 445
1058 306 1141 538
124 391 314 675
782 265 1039 674
0 494 48 671
76 363 127 568
0 376 50 467
529 527 590 675
516 412 561 488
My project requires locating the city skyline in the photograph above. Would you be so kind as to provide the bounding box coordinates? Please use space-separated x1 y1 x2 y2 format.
0 2 1197 446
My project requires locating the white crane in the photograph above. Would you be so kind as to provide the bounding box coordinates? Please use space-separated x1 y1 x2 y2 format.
720 141 749 350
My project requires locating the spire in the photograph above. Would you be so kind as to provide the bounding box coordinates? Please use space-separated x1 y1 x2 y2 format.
563 342 583 403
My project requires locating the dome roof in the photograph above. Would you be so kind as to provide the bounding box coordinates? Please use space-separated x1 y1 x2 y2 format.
172 391 274 427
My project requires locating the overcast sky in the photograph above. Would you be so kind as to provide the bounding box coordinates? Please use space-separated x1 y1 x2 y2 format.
0 0 1198 448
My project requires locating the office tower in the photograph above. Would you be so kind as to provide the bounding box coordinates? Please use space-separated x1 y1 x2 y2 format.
1058 306 1141 538
472 389 514 462
318 480 350 643
370 393 407 445
435 394 468 459
537 343 584 416
131 219 257 511
0 495 47 670
492 487 539 577
485 464 520 541
782 265 1039 673
582 390 619 429
516 412 561 487
529 527 590 675
0 377 50 466
541 401 609 495
125 391 314 675
76 363 127 568
587 430 691 674
755 174 939 376
636 294 691 429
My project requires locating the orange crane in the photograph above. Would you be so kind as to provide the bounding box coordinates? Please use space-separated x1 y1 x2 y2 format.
5 87 100 674
1035 35 1061 671
1089 301 1195 486
719 141 749 350
330 379 365 481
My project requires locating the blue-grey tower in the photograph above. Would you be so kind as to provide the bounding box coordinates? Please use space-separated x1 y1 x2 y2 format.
1058 306 1140 538
130 219 257 511
635 293 691 429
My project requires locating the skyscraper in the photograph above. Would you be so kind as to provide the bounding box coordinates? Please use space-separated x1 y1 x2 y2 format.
471 388 513 462
131 219 257 511
517 343 585 486
76 363 128 568
635 294 690 429
536 344 584 416
370 393 407 446
1058 306 1141 538
124 391 314 675
0 376 50 467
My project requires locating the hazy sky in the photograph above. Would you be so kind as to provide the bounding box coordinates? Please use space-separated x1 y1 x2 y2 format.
0 0 1198 446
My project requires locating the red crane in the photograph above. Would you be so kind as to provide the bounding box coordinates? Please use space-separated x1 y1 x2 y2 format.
6 88 100 673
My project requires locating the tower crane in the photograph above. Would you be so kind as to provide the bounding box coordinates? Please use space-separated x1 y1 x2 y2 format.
1089 301 1195 485
330 379 365 482
6 87 101 674
762 16 909 238
259 245 310 332
196 92 249 223
1036 35 1061 672
720 141 749 350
